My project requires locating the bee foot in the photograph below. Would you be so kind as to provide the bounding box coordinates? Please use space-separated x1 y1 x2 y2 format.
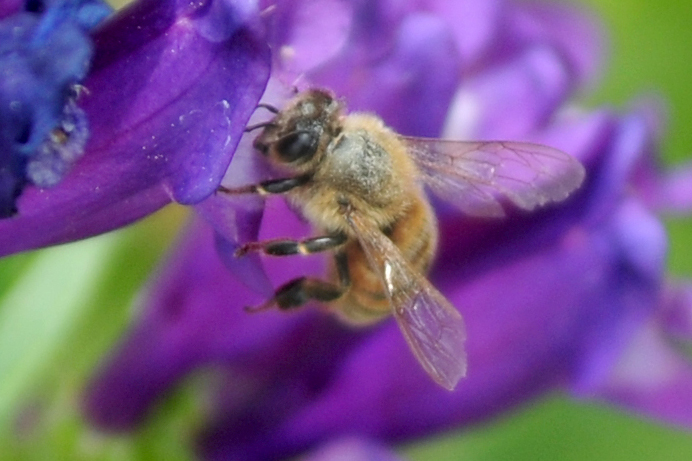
243 301 276 313
234 243 254 257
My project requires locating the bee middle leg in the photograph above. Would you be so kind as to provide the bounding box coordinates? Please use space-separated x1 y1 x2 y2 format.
247 252 351 312
235 232 347 257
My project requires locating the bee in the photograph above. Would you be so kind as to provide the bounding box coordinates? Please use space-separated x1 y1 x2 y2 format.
218 88 585 390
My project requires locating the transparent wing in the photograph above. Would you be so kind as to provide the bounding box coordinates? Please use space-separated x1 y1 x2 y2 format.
346 212 466 390
403 137 586 217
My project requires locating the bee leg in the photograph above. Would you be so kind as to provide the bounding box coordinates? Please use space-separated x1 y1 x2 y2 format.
256 102 279 114
217 174 311 196
246 252 351 312
245 277 345 312
235 232 347 257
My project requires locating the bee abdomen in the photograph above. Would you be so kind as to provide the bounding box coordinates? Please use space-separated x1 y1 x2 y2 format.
333 196 437 324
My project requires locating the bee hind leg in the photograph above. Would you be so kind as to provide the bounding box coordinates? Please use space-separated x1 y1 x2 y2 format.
245 252 351 313
245 277 345 312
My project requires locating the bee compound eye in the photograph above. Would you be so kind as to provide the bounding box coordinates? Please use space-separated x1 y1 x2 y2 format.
275 131 317 163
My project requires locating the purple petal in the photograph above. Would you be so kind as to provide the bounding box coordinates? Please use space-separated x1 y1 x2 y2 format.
590 319 692 427
196 192 272 296
89 109 671 460
311 12 461 137
196 79 302 295
302 438 405 461
81 0 686 457
507 0 604 87
568 198 666 394
340 0 411 61
443 44 572 140
420 0 502 68
658 283 692 344
648 162 692 214
84 213 346 432
270 194 663 454
203 213 639 457
260 0 353 75
83 217 302 430
0 0 22 19
85 0 268 205
0 0 270 255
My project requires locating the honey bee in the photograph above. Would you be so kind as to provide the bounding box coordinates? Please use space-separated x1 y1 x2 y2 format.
218 88 585 390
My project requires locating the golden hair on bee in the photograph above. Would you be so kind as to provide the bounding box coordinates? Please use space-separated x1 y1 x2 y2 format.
219 88 585 390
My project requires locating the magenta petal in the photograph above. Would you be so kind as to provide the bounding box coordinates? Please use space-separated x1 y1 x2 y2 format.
0 0 270 256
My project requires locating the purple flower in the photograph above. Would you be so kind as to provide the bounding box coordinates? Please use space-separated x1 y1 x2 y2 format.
3 0 692 460
0 0 270 247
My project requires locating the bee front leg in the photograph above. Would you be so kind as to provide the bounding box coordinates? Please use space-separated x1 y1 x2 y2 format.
235 232 347 257
217 174 311 196
246 253 351 312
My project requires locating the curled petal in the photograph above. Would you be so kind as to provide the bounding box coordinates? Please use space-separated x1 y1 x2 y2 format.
196 193 272 296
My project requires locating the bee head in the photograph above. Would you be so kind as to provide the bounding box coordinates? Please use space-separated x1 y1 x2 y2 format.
253 89 343 168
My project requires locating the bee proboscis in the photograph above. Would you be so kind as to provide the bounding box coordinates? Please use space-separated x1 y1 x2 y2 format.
219 89 585 390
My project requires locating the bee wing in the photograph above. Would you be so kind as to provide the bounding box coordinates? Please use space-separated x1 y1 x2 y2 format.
402 137 586 217
346 212 467 390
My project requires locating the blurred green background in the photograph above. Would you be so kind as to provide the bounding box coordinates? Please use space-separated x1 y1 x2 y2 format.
0 0 691 459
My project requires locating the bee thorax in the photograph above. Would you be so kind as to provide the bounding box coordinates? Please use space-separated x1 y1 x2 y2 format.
322 130 400 204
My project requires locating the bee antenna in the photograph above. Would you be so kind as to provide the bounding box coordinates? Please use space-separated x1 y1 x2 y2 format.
256 103 279 114
289 73 306 95
244 121 277 133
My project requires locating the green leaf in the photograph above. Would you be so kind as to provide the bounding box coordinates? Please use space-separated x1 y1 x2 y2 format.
0 234 120 429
